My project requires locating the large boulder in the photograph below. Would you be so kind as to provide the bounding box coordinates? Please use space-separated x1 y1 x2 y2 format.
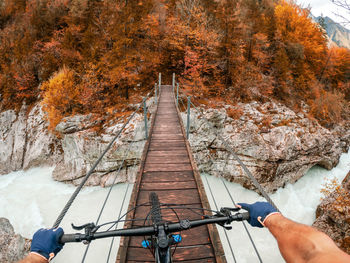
52 111 148 186
0 97 154 187
183 101 350 192
313 171 350 253
0 103 60 175
0 218 30 262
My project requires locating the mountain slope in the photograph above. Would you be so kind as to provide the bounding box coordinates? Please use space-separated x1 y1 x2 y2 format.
317 16 350 49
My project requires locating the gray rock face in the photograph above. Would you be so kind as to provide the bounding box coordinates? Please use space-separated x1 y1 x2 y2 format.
313 172 350 253
52 110 148 186
183 101 350 192
0 103 60 175
0 218 30 262
0 99 153 187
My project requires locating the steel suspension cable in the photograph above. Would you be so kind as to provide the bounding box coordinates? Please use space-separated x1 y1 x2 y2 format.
176 89 266 261
221 180 263 262
175 91 238 262
189 101 279 212
203 174 237 263
194 138 263 262
81 160 125 262
105 183 131 263
81 96 157 261
53 92 153 228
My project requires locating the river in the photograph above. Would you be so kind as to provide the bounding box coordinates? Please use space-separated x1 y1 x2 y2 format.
0 150 349 262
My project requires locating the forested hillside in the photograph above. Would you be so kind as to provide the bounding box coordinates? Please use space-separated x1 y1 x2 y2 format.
0 0 349 130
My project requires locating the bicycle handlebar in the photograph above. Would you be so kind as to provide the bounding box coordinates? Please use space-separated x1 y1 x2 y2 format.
59 212 249 244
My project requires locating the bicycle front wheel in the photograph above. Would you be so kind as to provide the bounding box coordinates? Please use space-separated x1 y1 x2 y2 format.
149 192 162 224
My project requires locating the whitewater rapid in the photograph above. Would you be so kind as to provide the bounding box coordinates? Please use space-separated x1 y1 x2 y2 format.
202 149 350 262
0 167 132 263
0 149 349 262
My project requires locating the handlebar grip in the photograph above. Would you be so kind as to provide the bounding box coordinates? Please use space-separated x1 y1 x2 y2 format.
59 234 81 244
241 212 250 221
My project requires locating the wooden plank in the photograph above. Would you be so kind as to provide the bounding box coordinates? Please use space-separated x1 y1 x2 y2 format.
126 245 215 261
148 146 186 151
151 135 184 140
148 141 186 148
142 171 194 182
145 156 190 164
137 189 201 205
144 163 192 172
132 203 202 223
146 150 188 155
140 181 196 190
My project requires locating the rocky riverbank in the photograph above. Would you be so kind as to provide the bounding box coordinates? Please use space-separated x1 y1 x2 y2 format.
182 101 350 192
1 98 349 191
0 99 155 186
313 171 350 253
0 218 30 262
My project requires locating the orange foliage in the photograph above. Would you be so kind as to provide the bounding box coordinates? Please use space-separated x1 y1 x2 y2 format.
321 178 350 213
274 0 327 88
309 82 345 125
324 47 350 93
0 0 348 129
41 67 81 130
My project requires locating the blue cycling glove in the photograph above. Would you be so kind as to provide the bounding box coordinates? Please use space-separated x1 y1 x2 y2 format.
31 228 64 261
238 202 279 228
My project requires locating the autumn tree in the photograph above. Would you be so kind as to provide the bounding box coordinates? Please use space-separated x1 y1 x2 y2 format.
41 66 82 130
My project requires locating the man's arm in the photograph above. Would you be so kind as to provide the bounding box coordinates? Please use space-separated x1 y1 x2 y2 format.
265 213 350 263
17 253 48 263
238 202 350 263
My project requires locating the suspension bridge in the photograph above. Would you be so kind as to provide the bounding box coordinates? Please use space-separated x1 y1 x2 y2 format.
52 74 278 262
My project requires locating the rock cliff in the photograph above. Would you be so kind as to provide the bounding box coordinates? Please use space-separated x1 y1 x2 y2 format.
0 99 154 186
0 218 30 262
313 171 350 253
182 101 350 192
1 98 348 192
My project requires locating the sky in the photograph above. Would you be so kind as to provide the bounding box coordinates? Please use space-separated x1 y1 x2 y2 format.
297 0 350 28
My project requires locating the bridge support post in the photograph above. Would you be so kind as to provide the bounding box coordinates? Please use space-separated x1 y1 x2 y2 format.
172 73 175 91
186 96 191 139
158 73 161 95
176 83 179 107
154 83 157 105
143 98 148 139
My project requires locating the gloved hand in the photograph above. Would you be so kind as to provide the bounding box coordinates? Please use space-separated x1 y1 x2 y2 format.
31 228 64 261
237 202 280 228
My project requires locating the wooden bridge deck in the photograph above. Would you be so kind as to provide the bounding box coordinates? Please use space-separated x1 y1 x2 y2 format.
117 85 225 262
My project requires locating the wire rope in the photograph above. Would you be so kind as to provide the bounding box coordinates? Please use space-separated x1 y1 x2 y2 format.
189 100 279 212
105 183 131 263
53 92 153 228
203 174 237 263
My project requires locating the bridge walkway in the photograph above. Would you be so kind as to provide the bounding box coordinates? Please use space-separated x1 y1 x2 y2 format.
117 85 225 262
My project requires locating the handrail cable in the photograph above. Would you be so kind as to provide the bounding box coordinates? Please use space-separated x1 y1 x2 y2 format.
105 183 131 263
81 161 125 262
203 174 237 263
176 94 237 262
222 179 263 262
179 100 263 262
53 91 154 228
81 94 157 261
186 98 279 212
191 120 263 261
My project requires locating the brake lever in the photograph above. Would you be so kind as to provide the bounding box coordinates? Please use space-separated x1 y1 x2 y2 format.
71 223 98 244
220 207 240 213
216 207 240 230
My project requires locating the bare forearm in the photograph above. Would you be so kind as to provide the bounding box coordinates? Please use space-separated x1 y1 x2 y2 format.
265 214 350 263
17 253 47 263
